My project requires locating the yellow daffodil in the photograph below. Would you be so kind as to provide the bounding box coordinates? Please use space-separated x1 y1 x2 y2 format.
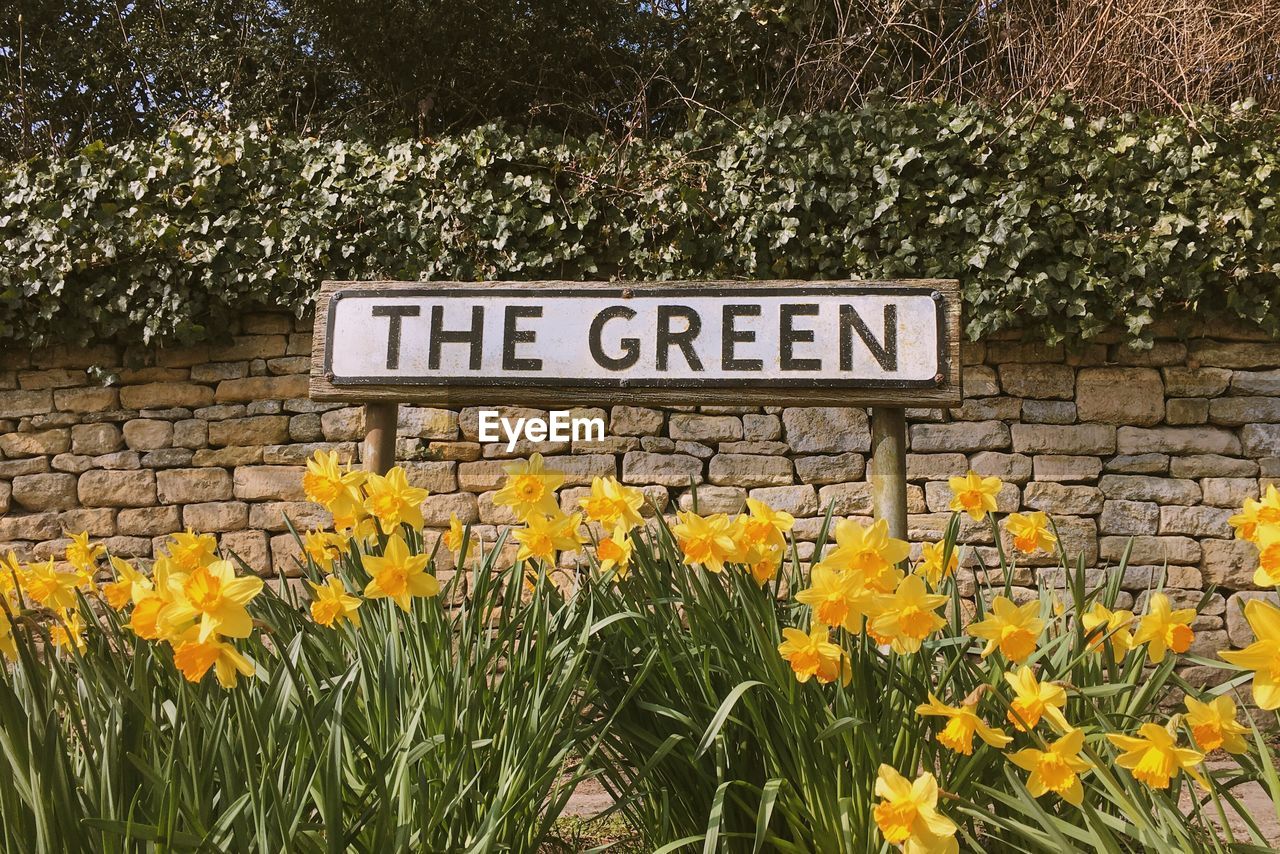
362 534 439 611
915 541 956 587
916 692 1012 755
777 625 851 685
947 471 1002 522
1184 695 1249 754
1008 728 1091 806
797 564 876 633
1220 598 1280 709
967 595 1044 662
332 499 378 541
166 531 219 573
22 559 80 611
442 513 474 562
363 466 428 533
1133 592 1196 663
101 556 151 611
0 551 23 606
165 559 264 642
1003 666 1068 731
1108 720 1205 789
824 518 910 592
0 609 16 661
49 608 86 654
129 595 167 640
673 510 738 574
1254 526 1280 587
1081 601 1134 662
308 576 362 628
1004 511 1056 554
494 453 564 519
1228 484 1280 543
748 551 783 586
596 531 633 578
579 476 645 534
513 511 586 564
64 531 105 576
303 530 344 572
872 764 959 853
172 626 255 688
734 499 795 558
870 575 948 654
302 449 366 509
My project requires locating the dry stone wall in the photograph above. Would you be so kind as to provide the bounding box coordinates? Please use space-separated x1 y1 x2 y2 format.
3 312 1280 654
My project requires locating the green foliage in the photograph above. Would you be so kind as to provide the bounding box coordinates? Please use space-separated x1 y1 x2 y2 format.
584 507 1280 852
3 100 1280 350
0 538 605 852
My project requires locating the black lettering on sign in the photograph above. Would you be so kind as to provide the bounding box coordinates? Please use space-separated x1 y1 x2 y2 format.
780 303 821 371
503 305 543 371
721 305 763 371
372 304 420 370
589 306 640 370
840 304 898 372
429 305 484 370
656 305 704 372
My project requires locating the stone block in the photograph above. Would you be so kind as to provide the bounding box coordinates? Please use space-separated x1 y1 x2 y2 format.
117 506 182 537
0 512 60 541
477 491 522 525
77 470 156 508
708 454 792 487
543 454 617 486
220 531 270 571
1165 398 1208 425
952 397 1021 422
747 485 818 516
93 451 141 470
622 452 703 487
207 335 287 362
1230 369 1280 396
817 482 873 515
122 419 173 451
57 507 115 537
0 389 53 418
70 423 123 455
962 365 1000 397
999 363 1075 399
320 407 366 441
213 375 310 403
458 406 547 441
190 362 248 384
669 414 743 442
1099 500 1159 535
172 419 208 449
1101 535 1200 566
1115 426 1240 456
1098 475 1200 504
1032 455 1102 483
782 408 871 453
182 501 249 532
794 453 865 485
1201 477 1257 508
1209 397 1280 425
1105 453 1168 474
208 416 290 447
0 428 70 457
402 461 457 493
610 406 664 436
1163 366 1231 397
905 453 969 480
398 407 459 439
247 501 331 532
677 486 746 514
420 492 480 527
1020 400 1075 424
1242 424 1280 456
1188 340 1280 369
1203 539 1260 589
51 454 93 474
192 447 264 467
1168 455 1257 479
1113 341 1186 367
1159 505 1232 537
910 421 1010 453
1023 483 1104 515
156 468 234 504
1011 424 1115 455
968 451 1032 483
232 466 306 501
1075 367 1163 425
743 414 781 441
10 473 78 511
118 383 213 410
53 387 118 412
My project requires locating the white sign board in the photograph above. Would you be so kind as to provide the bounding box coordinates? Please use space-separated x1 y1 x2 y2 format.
310 280 960 408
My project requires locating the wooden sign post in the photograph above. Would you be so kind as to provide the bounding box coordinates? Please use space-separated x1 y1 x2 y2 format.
310 280 961 537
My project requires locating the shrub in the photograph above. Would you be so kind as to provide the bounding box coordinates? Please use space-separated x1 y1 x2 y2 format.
4 101 1280 351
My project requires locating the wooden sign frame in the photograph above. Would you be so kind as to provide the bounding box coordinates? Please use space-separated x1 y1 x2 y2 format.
309 279 961 409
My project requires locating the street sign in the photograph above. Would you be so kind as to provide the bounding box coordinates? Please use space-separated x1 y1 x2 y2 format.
310 280 961 408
